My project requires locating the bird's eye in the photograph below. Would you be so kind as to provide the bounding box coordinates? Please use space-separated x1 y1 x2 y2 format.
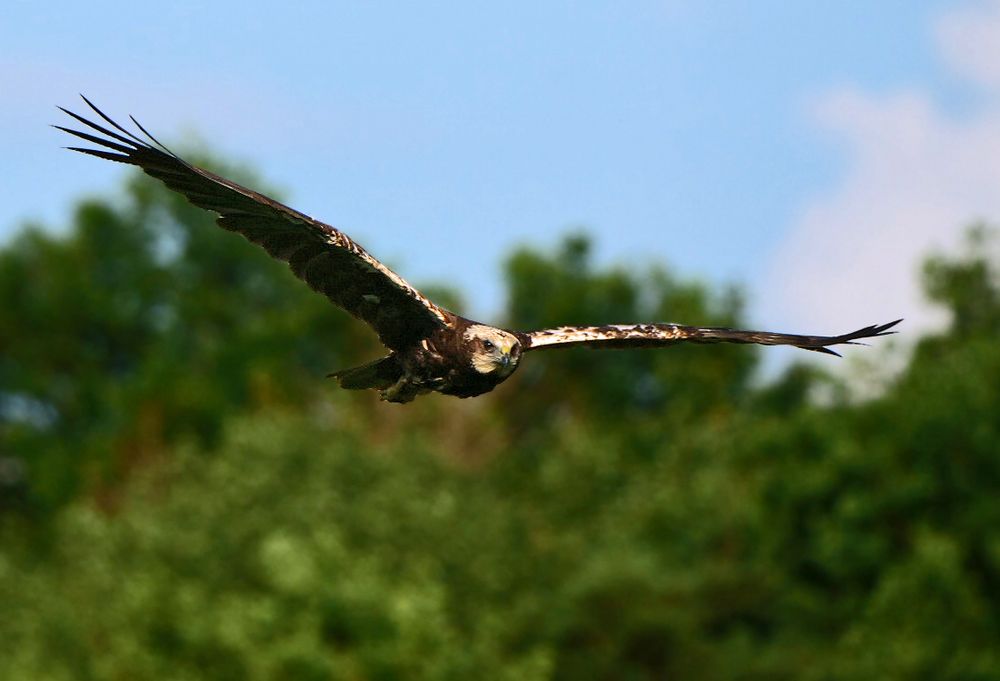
482 340 495 351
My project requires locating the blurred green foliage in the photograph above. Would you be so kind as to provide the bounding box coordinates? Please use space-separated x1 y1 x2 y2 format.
1 165 998 679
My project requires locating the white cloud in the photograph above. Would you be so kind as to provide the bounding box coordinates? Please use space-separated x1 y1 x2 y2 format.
936 0 1000 90
762 0 1000 341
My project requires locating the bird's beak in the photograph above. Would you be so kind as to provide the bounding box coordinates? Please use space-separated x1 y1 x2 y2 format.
500 353 512 368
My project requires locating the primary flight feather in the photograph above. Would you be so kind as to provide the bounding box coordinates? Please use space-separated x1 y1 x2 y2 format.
57 96 900 403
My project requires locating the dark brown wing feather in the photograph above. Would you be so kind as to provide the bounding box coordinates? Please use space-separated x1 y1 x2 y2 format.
56 96 452 350
522 319 902 357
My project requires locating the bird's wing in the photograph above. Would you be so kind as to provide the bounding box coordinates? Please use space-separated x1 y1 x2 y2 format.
56 96 452 350
521 319 901 356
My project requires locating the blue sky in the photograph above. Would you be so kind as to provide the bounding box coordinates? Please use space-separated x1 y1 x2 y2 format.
5 1 997 366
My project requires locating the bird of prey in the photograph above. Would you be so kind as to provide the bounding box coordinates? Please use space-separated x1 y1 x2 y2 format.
56 97 900 403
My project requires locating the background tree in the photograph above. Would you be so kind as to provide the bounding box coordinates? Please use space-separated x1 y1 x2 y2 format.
1 164 998 679
0 161 383 517
503 234 756 428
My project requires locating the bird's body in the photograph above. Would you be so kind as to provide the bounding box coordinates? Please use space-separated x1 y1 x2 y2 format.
57 97 900 403
336 321 522 402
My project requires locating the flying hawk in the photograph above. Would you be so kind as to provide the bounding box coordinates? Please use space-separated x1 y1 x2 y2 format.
56 97 900 403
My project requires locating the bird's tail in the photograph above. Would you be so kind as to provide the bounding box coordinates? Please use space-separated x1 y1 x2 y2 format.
327 355 403 390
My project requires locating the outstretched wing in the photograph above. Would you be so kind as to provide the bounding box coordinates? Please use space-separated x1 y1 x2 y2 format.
56 96 452 350
521 319 901 357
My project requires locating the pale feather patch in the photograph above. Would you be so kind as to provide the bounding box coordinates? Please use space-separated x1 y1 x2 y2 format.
323 232 449 324
463 324 518 348
464 325 521 374
525 324 684 349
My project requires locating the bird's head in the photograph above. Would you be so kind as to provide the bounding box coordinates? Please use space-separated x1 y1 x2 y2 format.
464 325 522 377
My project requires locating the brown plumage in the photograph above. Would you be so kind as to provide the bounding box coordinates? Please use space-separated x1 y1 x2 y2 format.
57 96 901 403
520 322 900 357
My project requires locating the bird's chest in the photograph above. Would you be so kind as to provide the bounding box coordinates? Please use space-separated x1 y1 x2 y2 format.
394 333 463 387
399 338 449 378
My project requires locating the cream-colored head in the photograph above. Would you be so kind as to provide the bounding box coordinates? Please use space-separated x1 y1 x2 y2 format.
464 325 522 376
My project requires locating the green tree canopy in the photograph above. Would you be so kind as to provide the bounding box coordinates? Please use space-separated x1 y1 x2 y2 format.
2 165 998 679
0 164 380 515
